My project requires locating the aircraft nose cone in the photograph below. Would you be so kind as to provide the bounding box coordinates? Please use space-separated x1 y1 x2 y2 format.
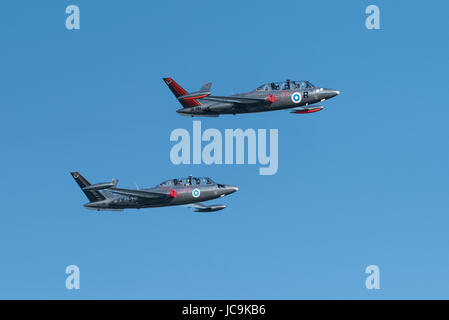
226 185 239 195
324 88 340 99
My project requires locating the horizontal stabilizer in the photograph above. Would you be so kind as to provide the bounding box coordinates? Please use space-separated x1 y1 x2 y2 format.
162 77 201 108
290 105 324 114
70 171 107 203
178 91 211 100
83 179 118 191
200 82 212 92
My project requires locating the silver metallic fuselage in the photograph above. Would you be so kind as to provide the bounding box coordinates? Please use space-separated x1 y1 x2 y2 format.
84 183 238 210
177 87 339 116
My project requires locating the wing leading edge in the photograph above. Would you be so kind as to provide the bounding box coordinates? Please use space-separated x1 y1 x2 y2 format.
201 96 267 105
107 188 171 200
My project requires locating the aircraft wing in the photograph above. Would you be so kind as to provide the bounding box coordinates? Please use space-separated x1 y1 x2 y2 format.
201 95 267 105
186 202 226 212
107 188 171 200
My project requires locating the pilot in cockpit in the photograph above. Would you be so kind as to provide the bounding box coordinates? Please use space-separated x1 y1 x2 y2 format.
271 83 279 90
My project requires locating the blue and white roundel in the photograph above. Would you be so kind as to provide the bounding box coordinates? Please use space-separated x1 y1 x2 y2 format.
192 188 200 198
291 92 302 103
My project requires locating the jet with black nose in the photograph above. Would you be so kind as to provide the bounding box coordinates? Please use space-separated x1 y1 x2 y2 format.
163 77 340 116
70 172 238 212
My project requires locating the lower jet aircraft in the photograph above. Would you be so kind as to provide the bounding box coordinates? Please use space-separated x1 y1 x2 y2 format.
70 172 238 212
163 77 339 117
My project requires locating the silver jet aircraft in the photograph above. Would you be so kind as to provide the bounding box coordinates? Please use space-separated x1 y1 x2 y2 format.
70 172 238 212
163 77 339 116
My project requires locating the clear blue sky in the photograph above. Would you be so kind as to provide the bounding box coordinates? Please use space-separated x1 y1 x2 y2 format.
1 0 448 299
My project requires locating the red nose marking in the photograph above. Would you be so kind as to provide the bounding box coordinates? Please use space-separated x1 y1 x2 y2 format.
268 94 274 103
170 189 176 197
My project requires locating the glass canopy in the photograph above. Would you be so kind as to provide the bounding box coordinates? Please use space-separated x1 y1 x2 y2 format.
256 80 315 91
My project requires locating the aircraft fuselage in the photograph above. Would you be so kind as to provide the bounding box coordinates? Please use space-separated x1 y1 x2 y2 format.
84 183 238 210
177 87 339 116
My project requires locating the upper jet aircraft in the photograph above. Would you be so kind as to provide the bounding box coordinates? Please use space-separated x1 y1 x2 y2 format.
70 172 238 212
163 77 339 117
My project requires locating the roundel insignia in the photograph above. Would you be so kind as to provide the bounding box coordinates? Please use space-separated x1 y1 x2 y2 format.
73 173 79 178
192 188 200 198
291 92 302 103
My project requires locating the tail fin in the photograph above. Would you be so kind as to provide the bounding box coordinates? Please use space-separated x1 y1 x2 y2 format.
70 171 106 203
163 77 201 108
200 82 212 92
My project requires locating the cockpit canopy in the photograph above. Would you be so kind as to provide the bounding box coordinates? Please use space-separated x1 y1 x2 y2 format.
255 80 315 91
158 177 215 187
